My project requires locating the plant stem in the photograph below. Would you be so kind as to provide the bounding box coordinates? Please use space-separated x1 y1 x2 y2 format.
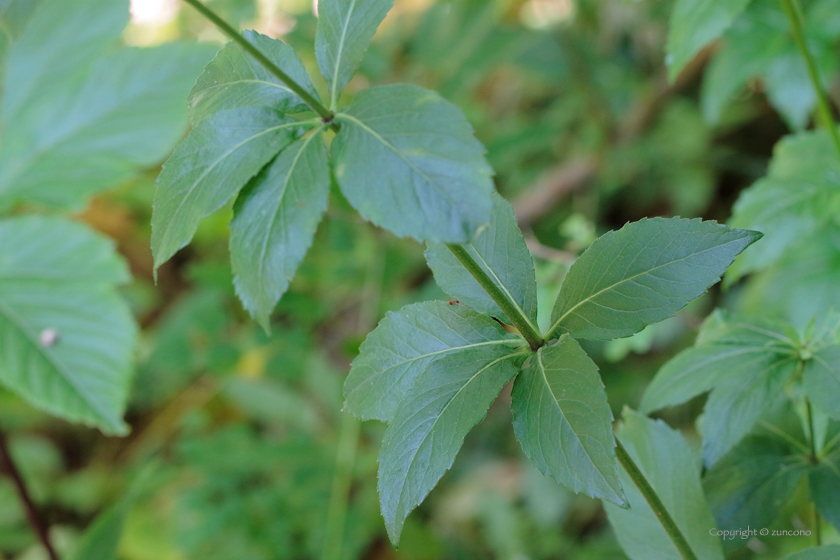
804 398 823 545
180 0 338 130
322 414 360 560
446 243 544 350
615 440 698 560
806 398 818 463
780 0 840 160
0 428 60 560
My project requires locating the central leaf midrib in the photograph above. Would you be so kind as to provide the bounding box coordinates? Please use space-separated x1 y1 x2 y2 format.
548 235 749 336
330 0 358 107
335 113 462 212
156 120 303 259
347 337 518 400
196 78 295 97
255 130 322 300
535 348 616 493
395 351 524 513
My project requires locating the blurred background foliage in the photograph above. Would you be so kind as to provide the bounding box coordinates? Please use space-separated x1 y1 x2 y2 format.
2 0 840 558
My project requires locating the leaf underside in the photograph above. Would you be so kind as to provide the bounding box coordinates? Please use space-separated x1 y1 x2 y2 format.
230 131 331 330
378 346 524 545
549 217 761 341
0 216 136 434
188 29 318 125
511 335 625 505
425 192 538 327
151 107 301 269
332 84 495 244
343 300 517 422
605 410 724 560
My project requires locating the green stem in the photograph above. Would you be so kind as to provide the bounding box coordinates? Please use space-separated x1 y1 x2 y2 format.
446 244 544 350
180 0 338 130
322 414 360 560
804 398 823 545
780 0 840 160
615 440 699 560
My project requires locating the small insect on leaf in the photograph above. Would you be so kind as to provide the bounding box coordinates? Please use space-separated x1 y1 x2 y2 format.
448 299 460 305
40 328 60 347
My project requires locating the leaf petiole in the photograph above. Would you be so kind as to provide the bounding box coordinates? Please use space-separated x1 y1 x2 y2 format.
615 440 699 560
446 243 544 350
181 0 339 131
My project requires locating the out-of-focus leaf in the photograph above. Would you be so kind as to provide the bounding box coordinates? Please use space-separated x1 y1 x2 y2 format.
803 346 840 420
0 217 135 434
2 0 127 119
378 346 524 545
548 218 760 341
314 0 394 104
151 108 303 270
222 378 321 434
780 546 840 560
425 192 538 327
643 311 800 465
701 1 787 124
188 30 317 124
344 301 519 421
605 410 724 560
703 420 810 548
641 311 797 412
70 467 152 560
810 421 840 532
666 0 752 82
0 0 214 208
511 335 625 505
332 84 494 243
0 0 40 79
728 128 840 281
230 131 330 330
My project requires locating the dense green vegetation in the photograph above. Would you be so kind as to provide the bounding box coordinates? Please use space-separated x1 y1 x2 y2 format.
1 0 840 559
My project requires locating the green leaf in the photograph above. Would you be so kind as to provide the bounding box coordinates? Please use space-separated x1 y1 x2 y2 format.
230 131 330 330
703 422 810 549
548 217 761 341
188 30 318 125
765 51 817 131
810 421 840 532
70 469 150 560
727 129 840 282
780 546 840 560
803 346 840 420
378 346 525 545
700 1 788 124
151 107 304 270
314 0 394 106
701 355 798 466
0 217 136 434
425 193 537 327
726 181 833 282
641 311 797 413
510 335 625 505
343 300 518 421
0 0 215 209
605 410 724 560
666 0 752 82
2 0 127 119
332 84 495 243
643 311 799 465
0 0 41 80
